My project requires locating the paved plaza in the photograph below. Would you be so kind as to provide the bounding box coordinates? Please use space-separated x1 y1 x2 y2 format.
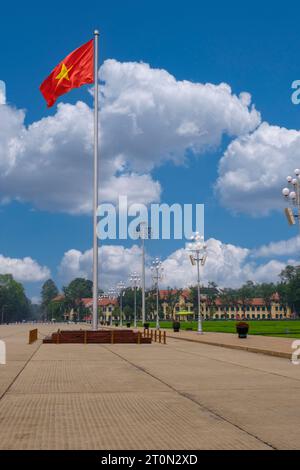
0 324 300 450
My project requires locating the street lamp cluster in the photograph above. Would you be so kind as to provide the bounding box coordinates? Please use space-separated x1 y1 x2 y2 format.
150 258 164 330
101 232 208 333
129 272 141 328
186 233 207 334
116 281 126 326
282 169 300 231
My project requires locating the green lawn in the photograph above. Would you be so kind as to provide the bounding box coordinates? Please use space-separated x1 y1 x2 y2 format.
138 320 300 338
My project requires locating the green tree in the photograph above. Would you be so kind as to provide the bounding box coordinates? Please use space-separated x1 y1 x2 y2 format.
0 274 30 323
237 281 255 319
280 266 300 316
219 288 236 320
145 289 159 320
206 281 219 319
258 283 276 317
63 278 93 321
41 279 59 320
123 305 132 321
164 288 182 319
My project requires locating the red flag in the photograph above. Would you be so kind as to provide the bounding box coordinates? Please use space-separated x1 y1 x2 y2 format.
40 39 94 107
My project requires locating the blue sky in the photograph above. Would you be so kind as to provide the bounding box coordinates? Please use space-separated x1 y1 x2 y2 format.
1 0 300 301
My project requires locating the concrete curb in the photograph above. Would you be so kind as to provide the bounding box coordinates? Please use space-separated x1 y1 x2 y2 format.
167 333 291 359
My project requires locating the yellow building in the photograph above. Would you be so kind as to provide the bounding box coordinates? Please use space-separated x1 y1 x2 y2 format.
159 290 292 321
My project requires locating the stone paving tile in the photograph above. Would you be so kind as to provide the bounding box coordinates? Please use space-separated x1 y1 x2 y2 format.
9 359 169 394
165 329 295 358
106 343 300 392
0 392 270 450
169 338 300 381
106 340 300 449
185 389 300 450
0 324 299 450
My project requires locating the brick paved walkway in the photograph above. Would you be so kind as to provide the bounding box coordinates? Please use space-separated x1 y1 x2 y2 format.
0 324 299 450
163 329 295 359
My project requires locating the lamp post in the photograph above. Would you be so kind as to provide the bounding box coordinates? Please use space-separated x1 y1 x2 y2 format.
108 288 117 326
282 169 300 234
137 222 151 325
117 281 126 327
129 272 141 328
99 293 109 325
187 233 207 334
151 258 164 330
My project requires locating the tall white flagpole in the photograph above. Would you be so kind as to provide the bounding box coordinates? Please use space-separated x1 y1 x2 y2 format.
92 29 99 331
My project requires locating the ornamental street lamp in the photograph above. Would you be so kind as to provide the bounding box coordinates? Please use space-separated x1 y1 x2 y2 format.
282 169 300 233
129 272 141 328
116 281 126 327
99 293 109 325
187 233 207 334
107 288 117 326
137 222 151 325
151 258 164 330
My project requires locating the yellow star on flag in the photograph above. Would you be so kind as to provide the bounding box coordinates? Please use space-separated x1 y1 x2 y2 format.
55 63 72 82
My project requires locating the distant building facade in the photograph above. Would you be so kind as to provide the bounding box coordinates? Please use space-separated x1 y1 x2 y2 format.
159 290 292 321
81 297 118 323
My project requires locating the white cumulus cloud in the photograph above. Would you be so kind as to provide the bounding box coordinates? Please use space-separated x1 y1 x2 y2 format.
0 80 6 105
58 244 143 288
58 238 289 290
253 235 300 258
216 122 300 215
0 60 260 214
0 254 50 282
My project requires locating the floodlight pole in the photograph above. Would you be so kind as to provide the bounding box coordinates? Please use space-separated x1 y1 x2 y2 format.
196 252 202 334
138 223 149 326
151 259 163 330
120 291 123 327
142 235 146 325
187 234 207 335
92 29 99 331
129 273 140 328
117 282 125 327
156 279 159 330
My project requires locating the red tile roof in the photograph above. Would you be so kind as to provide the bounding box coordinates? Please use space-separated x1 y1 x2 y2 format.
159 289 191 299
52 295 65 302
81 297 118 308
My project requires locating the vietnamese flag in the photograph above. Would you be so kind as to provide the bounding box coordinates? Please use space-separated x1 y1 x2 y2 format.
40 39 94 107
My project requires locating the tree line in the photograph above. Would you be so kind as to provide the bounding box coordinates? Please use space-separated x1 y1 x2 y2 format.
0 274 34 323
1 265 298 324
40 265 300 321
